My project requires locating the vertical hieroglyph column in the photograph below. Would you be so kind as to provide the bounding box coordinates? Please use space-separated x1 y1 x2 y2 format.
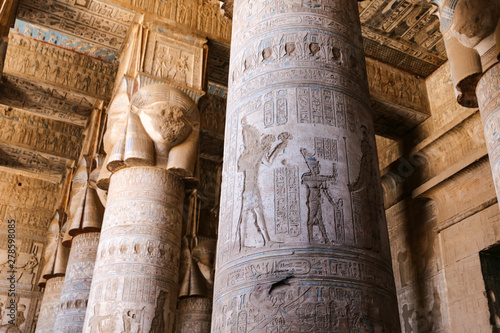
477 63 500 200
84 83 200 333
213 1 401 332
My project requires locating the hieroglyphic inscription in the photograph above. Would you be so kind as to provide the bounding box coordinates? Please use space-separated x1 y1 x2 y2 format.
54 232 100 332
0 74 94 126
274 166 301 237
0 143 69 179
0 106 84 160
5 32 116 99
297 87 358 131
214 0 400 331
199 93 226 134
365 57 427 112
314 137 338 162
477 64 500 198
126 0 231 42
263 89 289 127
176 297 212 333
83 168 184 333
35 277 65 333
17 0 134 52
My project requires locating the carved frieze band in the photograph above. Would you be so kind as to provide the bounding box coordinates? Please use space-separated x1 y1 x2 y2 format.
4 32 116 100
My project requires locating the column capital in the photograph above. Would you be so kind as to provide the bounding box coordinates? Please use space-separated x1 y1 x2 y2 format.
432 0 500 107
98 82 200 188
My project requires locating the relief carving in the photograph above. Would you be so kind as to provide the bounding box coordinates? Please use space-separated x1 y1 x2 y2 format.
4 32 116 99
234 118 291 251
301 148 345 244
0 105 84 160
0 74 94 126
100 82 200 186
144 30 206 91
346 128 382 252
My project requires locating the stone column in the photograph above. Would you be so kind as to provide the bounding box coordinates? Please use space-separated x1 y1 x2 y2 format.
35 211 70 333
176 297 212 333
55 232 100 332
35 277 65 333
212 1 400 332
434 1 500 200
53 157 105 332
83 167 184 333
176 191 216 333
433 0 500 106
477 63 500 201
83 83 200 333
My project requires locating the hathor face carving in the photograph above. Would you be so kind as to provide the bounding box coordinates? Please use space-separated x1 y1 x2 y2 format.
135 102 193 151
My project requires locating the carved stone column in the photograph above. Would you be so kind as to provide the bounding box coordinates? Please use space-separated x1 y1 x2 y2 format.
35 277 65 333
84 167 184 333
83 83 199 333
176 191 216 333
176 297 212 333
477 63 500 200
35 212 70 333
433 0 500 106
212 1 400 332
55 232 100 332
434 1 500 201
53 158 104 332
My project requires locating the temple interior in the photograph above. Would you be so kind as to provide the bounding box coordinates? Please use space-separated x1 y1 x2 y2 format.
0 0 499 332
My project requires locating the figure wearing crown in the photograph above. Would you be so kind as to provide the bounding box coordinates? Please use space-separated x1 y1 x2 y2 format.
301 148 338 244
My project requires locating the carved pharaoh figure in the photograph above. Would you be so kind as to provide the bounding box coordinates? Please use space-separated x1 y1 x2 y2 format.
300 148 338 244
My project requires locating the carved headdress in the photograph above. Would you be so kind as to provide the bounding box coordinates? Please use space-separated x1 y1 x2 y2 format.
62 157 105 247
300 147 319 171
130 84 200 177
38 211 70 287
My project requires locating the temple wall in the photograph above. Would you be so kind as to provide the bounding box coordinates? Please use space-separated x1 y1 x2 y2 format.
378 61 500 333
0 172 62 332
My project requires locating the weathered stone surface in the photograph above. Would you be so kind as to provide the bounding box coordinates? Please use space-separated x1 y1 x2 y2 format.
4 32 116 100
213 0 400 332
83 167 184 333
477 63 500 201
176 297 212 333
34 276 64 333
54 232 100 333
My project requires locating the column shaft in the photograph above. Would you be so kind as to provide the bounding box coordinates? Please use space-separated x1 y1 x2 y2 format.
54 232 100 332
176 297 212 333
213 0 400 332
477 63 500 199
83 167 184 333
35 277 65 333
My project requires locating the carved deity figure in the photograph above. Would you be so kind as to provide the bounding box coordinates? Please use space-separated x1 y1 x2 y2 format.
99 82 200 188
347 127 381 251
300 148 338 244
234 118 290 251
